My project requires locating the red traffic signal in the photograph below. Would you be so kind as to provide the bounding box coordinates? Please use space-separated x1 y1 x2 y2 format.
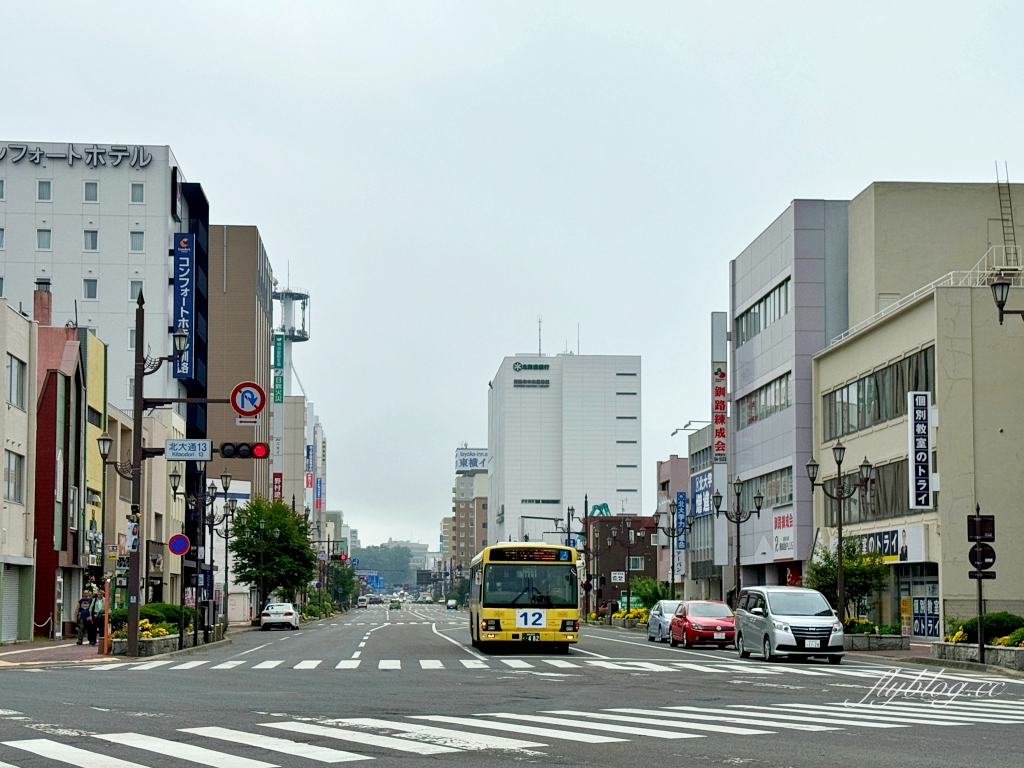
340 554 348 561
220 442 270 459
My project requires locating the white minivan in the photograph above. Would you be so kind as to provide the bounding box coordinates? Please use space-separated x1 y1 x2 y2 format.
356 596 369 609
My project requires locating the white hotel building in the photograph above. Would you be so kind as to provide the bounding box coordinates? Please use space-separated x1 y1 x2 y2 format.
487 353 642 543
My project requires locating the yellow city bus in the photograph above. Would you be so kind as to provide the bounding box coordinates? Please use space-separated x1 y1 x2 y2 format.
468 543 580 653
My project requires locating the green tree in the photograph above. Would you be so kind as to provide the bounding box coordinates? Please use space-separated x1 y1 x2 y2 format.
229 497 317 605
351 544 413 589
629 577 672 609
328 563 358 609
805 538 889 618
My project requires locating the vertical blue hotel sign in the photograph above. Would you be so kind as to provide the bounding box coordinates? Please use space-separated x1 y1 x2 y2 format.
173 233 195 379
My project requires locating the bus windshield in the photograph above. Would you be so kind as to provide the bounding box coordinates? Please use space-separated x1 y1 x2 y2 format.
483 564 578 608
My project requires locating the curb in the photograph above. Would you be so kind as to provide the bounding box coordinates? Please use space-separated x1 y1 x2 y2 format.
897 655 1024 679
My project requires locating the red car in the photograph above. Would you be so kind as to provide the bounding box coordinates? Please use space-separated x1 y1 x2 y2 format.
669 600 735 648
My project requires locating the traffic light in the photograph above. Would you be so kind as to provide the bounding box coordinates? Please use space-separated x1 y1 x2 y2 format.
330 553 349 562
220 442 270 459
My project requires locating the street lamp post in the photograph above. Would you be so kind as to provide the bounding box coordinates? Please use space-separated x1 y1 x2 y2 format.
609 518 647 612
657 501 693 600
991 277 1024 325
806 443 874 622
712 478 763 608
96 298 188 657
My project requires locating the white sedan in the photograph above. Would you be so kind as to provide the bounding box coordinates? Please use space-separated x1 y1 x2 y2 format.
260 602 300 630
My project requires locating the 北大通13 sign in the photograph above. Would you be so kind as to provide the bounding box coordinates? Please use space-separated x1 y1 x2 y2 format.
0 142 152 168
173 234 195 380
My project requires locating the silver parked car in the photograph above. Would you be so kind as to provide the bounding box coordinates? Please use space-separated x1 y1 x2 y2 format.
646 600 681 642
734 586 844 664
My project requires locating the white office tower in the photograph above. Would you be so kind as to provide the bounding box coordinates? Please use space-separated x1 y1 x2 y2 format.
488 354 642 543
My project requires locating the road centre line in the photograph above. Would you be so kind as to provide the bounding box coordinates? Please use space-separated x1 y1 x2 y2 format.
431 623 487 660
235 643 273 657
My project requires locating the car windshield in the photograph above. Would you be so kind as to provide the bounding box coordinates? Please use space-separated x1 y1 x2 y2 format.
266 604 291 611
766 591 833 616
659 601 681 614
484 564 578 607
687 603 733 618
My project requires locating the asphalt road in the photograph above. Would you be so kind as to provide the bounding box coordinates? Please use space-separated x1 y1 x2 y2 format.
1 604 1022 767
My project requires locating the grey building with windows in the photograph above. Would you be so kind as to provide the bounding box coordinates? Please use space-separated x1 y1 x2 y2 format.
729 200 849 590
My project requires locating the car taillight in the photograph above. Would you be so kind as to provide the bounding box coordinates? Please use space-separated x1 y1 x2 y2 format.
560 620 580 632
283 612 294 616
262 612 271 617
481 619 501 631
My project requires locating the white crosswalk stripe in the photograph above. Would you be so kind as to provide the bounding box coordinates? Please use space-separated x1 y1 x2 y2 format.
547 709 772 735
770 703 990 725
334 660 360 669
2 739 151 768
608 707 837 731
294 660 322 670
130 661 173 671
260 721 459 754
171 661 209 670
419 659 444 669
500 659 534 669
483 712 703 739
460 659 488 669
339 718 546 749
410 715 626 743
210 661 246 670
378 660 400 669
251 661 284 670
182 727 367 763
94 732 276 768
722 705 906 728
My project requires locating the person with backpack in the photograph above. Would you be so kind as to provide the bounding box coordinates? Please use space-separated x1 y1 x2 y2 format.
75 590 93 645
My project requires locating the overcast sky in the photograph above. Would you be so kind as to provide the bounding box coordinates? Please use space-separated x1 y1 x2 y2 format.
2 3 1018 547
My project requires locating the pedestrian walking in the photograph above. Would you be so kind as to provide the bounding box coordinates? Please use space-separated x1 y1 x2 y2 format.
75 590 93 645
88 591 104 646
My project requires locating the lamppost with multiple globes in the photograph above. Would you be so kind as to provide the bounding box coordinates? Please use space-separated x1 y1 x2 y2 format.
608 518 647 612
657 500 694 600
95 314 189 658
805 442 874 622
712 478 762 608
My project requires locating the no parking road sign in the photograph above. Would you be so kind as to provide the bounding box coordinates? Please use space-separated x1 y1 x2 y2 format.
231 381 267 417
168 534 190 556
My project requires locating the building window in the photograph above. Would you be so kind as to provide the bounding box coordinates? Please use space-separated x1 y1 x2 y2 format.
128 329 136 349
481 539 487 547
130 280 144 301
131 183 145 204
628 556 644 571
616 440 637 444
37 229 52 250
738 467 793 511
83 279 98 300
520 499 561 504
616 488 638 492
37 180 51 201
460 521 465 528
459 502 465 508
822 346 935 442
616 464 638 468
84 182 98 202
649 533 660 546
616 416 637 420
6 354 26 410
481 522 487 528
736 372 793 431
87 407 103 428
0 277 4 296
735 277 791 347
690 445 713 474
0 228 5 249
0 179 4 199
616 372 637 377
84 230 99 251
129 231 145 252
127 377 135 400
616 392 637 396
4 450 24 503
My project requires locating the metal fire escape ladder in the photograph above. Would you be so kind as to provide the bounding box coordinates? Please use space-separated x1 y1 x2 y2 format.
996 161 1019 266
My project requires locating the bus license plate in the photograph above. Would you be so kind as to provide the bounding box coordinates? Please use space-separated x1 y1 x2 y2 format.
522 633 540 642
805 639 820 648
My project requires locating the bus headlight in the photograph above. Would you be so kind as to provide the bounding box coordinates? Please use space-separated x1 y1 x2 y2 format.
560 620 580 632
481 619 501 631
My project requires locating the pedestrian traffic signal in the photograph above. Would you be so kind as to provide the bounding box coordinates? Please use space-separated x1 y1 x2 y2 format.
220 442 270 459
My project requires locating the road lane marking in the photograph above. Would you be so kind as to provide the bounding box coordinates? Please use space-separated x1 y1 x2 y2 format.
378 660 401 670
182 727 366 763
413 716 625 743
772 704 989 725
358 642 365 648
460 660 489 669
723 706 905 728
419 660 444 669
89 663 134 671
567 647 609 659
252 661 284 669
430 622 486 660
351 652 360 658
294 660 322 670
543 660 580 668
94 733 278 768
580 631 721 657
236 643 273 656
210 661 246 670
483 713 702 739
500 660 534 669
712 664 782 674
340 718 545 750
170 661 209 670
608 707 835 732
260 722 458 754
3 738 151 768
130 661 173 671
335 660 361 669
544 709 771 736
670 662 727 673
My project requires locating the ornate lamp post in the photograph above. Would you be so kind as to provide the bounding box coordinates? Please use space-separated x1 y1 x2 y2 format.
991 277 1024 325
806 443 873 622
712 478 763 607
657 500 693 600
609 518 647 612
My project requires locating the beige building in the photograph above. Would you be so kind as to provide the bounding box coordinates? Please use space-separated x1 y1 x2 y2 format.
812 181 1024 639
206 226 274 502
279 395 306 511
0 302 38 642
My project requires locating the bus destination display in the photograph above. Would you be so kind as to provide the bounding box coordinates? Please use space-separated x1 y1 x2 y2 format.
489 547 571 562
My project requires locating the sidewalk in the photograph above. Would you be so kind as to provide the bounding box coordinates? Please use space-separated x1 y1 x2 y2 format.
0 637 108 666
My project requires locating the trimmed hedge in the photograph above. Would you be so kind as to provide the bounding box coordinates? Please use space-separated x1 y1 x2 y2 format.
108 603 197 632
956 612 1024 645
